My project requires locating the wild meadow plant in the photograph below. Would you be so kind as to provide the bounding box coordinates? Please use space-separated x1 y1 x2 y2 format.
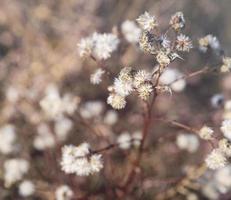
2 9 231 200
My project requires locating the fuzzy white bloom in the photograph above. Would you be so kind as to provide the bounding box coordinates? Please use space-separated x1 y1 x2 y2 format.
90 68 105 85
4 159 29 187
156 51 171 66
221 119 231 141
78 32 119 60
92 32 119 60
176 34 193 52
114 78 133 97
137 83 153 100
77 36 93 58
33 123 55 150
160 68 186 92
55 185 74 200
121 20 141 43
80 101 104 119
205 149 227 170
19 180 35 197
55 117 73 142
104 110 118 125
132 131 142 147
0 124 17 154
133 70 151 88
221 57 231 73
117 132 132 150
176 133 199 153
159 35 171 49
136 11 158 31
107 93 126 110
60 143 103 176
210 94 224 108
170 12 185 30
218 138 231 157
199 126 214 140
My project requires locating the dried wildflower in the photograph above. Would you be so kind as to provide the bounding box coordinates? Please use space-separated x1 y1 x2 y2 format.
4 159 30 187
156 51 171 66
55 185 74 200
121 20 141 43
198 34 220 52
92 32 119 60
199 125 214 140
139 31 156 53
119 67 133 82
0 124 16 155
114 78 133 97
220 57 231 73
19 180 35 197
221 120 231 141
219 138 231 157
176 133 199 153
170 12 185 30
133 70 151 88
210 94 224 108
78 32 119 60
159 35 171 49
205 149 227 170
117 132 132 150
90 68 105 84
107 93 126 109
176 34 193 52
60 143 103 176
77 36 93 58
136 11 158 31
137 83 153 100
77 38 92 58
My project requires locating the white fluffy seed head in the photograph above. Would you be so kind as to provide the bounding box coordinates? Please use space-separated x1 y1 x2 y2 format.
218 138 231 157
205 149 227 170
136 11 158 31
60 143 103 176
107 93 126 110
137 83 153 100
